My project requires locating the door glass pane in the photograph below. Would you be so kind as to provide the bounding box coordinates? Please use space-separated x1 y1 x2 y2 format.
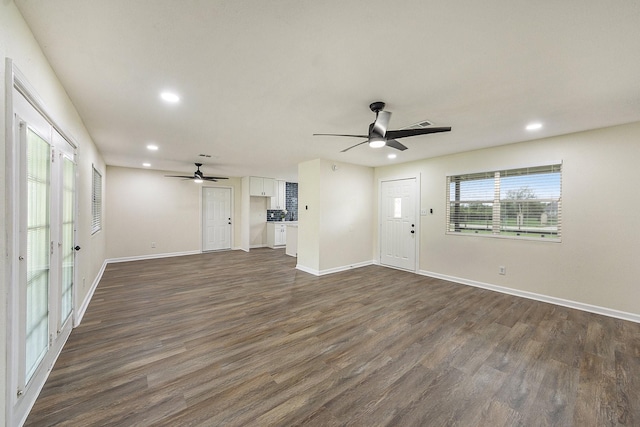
393 198 402 218
60 156 74 323
26 128 50 382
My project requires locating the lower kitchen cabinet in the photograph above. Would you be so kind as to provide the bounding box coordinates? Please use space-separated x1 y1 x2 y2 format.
266 222 286 248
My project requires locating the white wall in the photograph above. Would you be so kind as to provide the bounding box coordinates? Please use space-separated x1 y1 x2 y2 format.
375 121 640 317
106 166 243 259
297 159 321 271
319 160 374 271
1 3 107 424
298 159 374 274
249 196 267 247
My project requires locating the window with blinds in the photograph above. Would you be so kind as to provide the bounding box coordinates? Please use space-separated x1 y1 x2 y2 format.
91 165 102 234
446 164 561 240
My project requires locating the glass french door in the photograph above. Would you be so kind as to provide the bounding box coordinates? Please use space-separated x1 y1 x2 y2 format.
12 101 77 423
9 67 78 426
19 123 77 387
23 126 51 383
60 155 75 324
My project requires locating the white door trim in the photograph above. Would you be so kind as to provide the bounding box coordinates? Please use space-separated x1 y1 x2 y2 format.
378 175 421 272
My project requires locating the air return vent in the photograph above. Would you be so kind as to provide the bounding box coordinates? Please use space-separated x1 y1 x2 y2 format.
406 120 433 129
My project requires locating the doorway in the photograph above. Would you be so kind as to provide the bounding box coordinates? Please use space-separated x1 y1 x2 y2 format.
380 178 418 271
202 187 232 251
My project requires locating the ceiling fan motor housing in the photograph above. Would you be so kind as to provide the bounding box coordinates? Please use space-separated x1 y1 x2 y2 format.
369 101 385 113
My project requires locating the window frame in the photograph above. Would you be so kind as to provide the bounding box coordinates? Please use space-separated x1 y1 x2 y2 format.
446 163 562 242
91 165 102 235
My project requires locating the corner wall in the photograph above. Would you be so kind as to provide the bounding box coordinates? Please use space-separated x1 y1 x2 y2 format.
298 159 374 274
375 121 640 317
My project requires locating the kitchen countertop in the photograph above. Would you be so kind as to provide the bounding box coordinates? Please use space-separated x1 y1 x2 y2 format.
269 221 298 225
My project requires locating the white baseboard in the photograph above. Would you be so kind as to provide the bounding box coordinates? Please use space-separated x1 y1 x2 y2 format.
106 250 201 264
296 260 374 276
419 270 640 324
75 259 107 327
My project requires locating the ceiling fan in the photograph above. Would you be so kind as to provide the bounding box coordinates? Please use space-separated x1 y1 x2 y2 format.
314 101 451 152
165 163 228 182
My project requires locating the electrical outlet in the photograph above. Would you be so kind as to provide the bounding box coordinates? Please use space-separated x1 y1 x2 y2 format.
151 242 156 248
499 266 506 275
420 209 428 216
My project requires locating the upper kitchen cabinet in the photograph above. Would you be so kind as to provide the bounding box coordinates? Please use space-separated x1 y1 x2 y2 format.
249 176 275 197
269 180 286 210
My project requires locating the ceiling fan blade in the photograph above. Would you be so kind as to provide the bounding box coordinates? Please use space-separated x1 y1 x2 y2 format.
372 111 391 137
385 126 452 140
313 133 369 138
385 139 408 151
165 175 195 179
202 177 218 182
340 140 369 152
203 176 228 180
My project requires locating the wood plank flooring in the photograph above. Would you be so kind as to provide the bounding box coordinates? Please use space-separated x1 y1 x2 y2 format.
25 249 640 426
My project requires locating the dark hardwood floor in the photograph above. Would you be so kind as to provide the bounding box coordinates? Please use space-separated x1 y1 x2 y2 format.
25 249 640 426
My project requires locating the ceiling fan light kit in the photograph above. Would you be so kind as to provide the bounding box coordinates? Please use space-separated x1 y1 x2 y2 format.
313 101 451 152
369 136 386 148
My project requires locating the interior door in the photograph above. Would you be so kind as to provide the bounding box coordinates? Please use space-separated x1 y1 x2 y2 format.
203 187 232 251
380 178 417 270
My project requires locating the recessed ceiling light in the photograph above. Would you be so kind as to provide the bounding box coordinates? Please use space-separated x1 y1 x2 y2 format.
160 91 180 103
142 162 151 167
388 153 397 159
526 122 543 131
147 144 158 151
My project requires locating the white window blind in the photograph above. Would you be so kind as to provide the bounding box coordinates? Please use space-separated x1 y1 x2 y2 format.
447 164 561 240
91 165 102 234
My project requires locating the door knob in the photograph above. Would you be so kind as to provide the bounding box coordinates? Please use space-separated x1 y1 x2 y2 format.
410 230 415 234
74 246 81 251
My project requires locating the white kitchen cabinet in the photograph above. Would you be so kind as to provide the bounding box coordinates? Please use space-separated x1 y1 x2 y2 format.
269 180 286 210
249 176 275 197
266 222 286 248
285 224 297 257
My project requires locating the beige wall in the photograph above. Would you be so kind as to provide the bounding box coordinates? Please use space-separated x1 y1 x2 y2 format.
298 159 374 273
1 3 107 424
319 160 374 271
250 196 267 247
106 166 243 258
375 121 640 316
297 159 321 271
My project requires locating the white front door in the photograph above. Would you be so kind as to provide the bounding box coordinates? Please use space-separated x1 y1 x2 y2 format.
203 187 232 251
380 178 417 270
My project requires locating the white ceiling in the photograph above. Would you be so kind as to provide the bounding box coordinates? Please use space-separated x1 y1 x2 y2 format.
14 0 640 182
